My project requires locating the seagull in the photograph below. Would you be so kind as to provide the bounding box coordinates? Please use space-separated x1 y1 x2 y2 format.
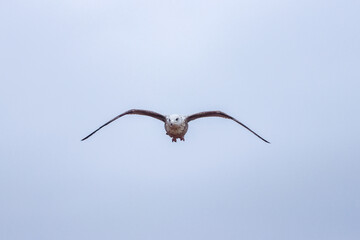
81 109 270 143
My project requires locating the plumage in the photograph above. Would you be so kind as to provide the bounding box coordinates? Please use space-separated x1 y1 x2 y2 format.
186 111 269 143
81 109 269 143
81 109 165 141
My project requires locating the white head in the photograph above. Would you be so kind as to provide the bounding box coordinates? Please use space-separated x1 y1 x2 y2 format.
166 114 184 127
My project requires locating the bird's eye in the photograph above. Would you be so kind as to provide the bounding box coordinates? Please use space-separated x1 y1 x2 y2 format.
175 118 179 121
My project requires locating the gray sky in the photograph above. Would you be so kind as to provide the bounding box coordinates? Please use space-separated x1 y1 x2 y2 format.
1 0 360 239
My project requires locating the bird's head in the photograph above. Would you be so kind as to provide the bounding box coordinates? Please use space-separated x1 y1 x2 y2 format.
166 114 184 127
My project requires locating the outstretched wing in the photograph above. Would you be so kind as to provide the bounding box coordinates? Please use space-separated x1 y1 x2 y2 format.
81 109 166 141
186 111 270 143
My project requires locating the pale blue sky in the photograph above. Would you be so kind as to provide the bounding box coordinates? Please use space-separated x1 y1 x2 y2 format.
1 0 360 239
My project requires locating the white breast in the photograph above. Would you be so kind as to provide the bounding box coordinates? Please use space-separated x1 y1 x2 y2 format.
165 121 188 138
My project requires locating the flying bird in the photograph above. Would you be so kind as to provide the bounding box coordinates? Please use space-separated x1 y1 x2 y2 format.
81 109 270 143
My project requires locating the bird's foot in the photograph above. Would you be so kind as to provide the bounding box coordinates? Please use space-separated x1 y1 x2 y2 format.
172 137 177 142
180 137 185 141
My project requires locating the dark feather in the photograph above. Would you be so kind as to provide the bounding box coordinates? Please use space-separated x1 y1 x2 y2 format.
81 109 166 141
186 111 270 143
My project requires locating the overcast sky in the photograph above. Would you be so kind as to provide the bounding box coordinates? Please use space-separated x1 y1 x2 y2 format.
1 0 360 239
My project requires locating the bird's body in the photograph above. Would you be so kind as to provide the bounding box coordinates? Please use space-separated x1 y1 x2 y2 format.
165 114 188 142
81 109 270 143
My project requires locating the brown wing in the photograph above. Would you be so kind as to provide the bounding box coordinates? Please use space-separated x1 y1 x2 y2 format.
186 111 270 143
81 109 166 141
